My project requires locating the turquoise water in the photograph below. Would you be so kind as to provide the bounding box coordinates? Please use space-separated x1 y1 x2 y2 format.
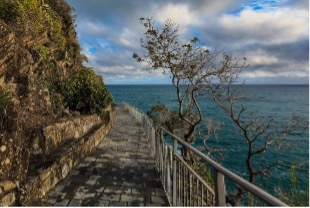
107 85 309 195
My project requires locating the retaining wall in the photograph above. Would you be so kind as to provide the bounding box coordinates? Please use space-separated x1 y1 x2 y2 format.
0 107 115 206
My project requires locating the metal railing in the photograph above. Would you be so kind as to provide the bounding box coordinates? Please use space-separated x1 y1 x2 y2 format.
123 103 288 207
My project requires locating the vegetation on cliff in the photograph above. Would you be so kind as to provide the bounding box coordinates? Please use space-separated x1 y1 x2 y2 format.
0 0 113 193
0 86 13 132
47 66 113 115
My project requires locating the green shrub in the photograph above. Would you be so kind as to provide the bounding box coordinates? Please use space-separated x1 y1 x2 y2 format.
50 92 63 114
45 66 112 115
32 45 53 67
45 70 66 113
65 67 113 115
45 71 64 92
0 0 67 48
277 162 309 206
0 0 20 21
45 0 74 25
0 86 13 131
147 103 184 133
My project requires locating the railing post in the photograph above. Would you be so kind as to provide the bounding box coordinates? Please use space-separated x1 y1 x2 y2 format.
214 170 226 206
172 137 177 206
148 122 151 141
167 153 171 201
151 128 155 155
159 129 164 178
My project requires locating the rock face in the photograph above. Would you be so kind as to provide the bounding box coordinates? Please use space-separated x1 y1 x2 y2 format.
0 0 113 205
0 0 81 182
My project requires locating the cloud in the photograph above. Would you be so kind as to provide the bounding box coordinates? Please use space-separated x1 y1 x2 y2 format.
263 38 309 63
281 0 309 9
67 0 309 84
245 49 279 65
155 3 197 26
201 7 308 46
119 28 140 49
95 65 170 85
77 21 108 38
195 3 308 84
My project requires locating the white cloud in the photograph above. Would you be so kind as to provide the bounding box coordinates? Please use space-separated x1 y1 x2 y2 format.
241 60 309 79
218 7 308 45
94 64 169 84
241 70 277 78
241 69 308 79
68 0 309 84
155 3 199 26
245 49 279 65
96 65 163 77
80 43 96 63
77 20 108 38
119 28 139 49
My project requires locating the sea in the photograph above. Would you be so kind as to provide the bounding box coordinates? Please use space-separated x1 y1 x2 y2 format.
107 84 309 196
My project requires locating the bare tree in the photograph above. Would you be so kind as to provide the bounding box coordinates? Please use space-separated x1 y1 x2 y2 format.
133 17 246 162
133 17 307 205
207 82 308 205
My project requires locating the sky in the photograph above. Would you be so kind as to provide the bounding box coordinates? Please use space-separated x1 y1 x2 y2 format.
67 0 309 85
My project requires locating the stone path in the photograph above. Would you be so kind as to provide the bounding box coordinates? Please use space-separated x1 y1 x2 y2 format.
46 106 169 207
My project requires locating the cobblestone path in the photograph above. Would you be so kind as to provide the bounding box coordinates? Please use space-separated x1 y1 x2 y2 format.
46 106 169 206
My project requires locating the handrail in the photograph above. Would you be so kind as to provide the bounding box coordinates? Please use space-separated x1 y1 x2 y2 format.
160 126 288 207
123 102 288 207
174 153 214 195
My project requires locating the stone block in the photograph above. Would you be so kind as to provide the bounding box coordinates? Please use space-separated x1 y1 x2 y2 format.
100 193 120 201
73 192 84 200
104 186 130 194
81 198 101 206
98 200 110 206
68 199 83 207
84 193 95 198
96 187 104 193
85 157 96 162
151 196 167 204
0 192 16 206
0 181 16 194
120 194 144 202
48 198 56 204
109 201 127 206
129 201 145 206
54 199 70 207
62 164 70 178
86 180 97 186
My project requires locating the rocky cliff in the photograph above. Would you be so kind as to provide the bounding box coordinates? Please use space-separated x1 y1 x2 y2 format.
0 0 112 197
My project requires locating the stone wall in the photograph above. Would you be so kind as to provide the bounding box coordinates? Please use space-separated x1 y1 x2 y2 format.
0 0 82 187
0 107 115 206
32 114 103 155
0 1 114 205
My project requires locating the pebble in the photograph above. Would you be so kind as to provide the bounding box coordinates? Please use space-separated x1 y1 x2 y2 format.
0 145 6 152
